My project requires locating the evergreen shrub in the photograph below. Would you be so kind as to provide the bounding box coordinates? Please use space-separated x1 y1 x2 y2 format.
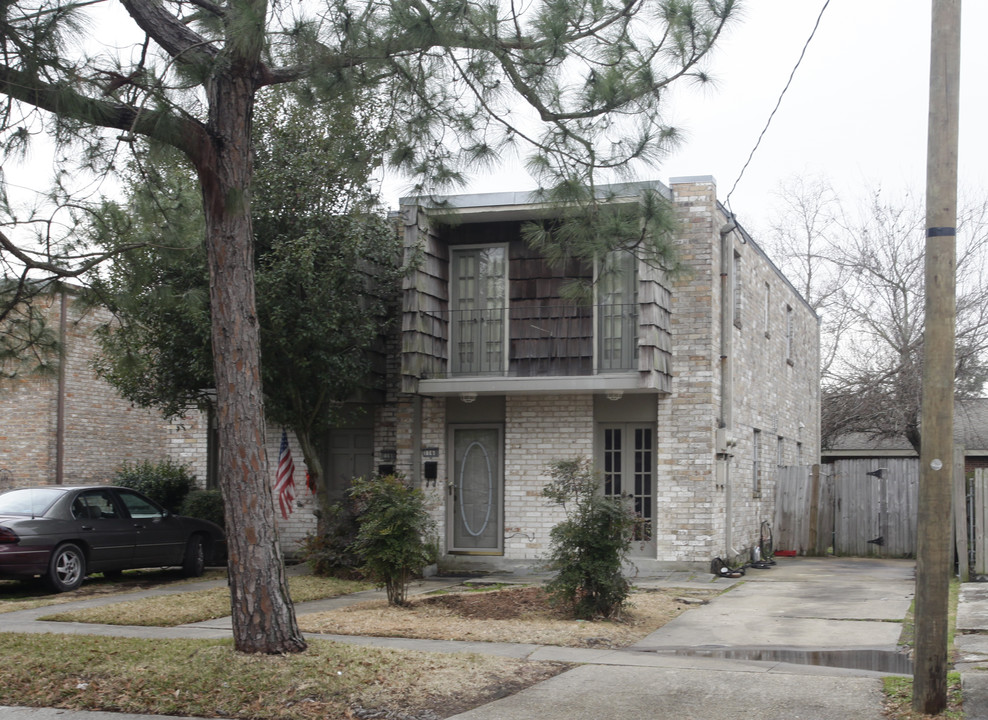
542 457 635 619
180 488 225 528
349 474 434 606
113 460 197 513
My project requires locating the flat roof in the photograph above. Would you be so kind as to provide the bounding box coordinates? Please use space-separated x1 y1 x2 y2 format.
399 180 674 223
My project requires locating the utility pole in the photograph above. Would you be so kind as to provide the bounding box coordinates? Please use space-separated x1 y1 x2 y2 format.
913 0 960 714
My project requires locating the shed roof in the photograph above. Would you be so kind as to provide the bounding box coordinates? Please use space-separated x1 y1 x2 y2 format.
824 397 988 456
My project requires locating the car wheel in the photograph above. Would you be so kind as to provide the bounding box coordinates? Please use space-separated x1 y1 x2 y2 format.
181 534 205 578
45 543 86 592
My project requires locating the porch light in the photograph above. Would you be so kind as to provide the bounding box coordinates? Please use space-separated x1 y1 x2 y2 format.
606 391 623 401
459 392 477 404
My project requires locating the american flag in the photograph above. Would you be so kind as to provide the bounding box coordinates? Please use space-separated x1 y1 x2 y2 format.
275 429 295 519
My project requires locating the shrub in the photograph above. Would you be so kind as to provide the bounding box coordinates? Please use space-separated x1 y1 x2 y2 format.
298 500 364 579
541 457 635 619
113 460 197 513
180 489 225 528
349 474 435 606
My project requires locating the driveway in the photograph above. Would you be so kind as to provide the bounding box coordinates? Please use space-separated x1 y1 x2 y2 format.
449 557 916 720
635 556 914 651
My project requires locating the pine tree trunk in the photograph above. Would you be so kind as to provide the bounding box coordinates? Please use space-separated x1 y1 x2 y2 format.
199 66 306 655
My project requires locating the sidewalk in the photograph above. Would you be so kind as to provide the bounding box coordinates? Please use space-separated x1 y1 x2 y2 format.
954 583 988 720
3 558 986 720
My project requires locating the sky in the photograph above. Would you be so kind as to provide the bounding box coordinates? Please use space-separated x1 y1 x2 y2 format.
6 1 986 242
384 0 988 236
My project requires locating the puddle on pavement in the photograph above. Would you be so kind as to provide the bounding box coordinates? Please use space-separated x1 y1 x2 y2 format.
668 647 912 674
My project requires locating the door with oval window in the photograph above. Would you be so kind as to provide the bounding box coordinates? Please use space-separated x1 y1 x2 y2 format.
448 425 503 554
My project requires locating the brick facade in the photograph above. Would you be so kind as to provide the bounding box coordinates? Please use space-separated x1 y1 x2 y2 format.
394 177 820 571
0 294 207 490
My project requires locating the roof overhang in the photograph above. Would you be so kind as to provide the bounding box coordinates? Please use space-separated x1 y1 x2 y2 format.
415 373 663 397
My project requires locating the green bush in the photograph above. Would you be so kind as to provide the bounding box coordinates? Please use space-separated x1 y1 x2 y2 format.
180 489 225 528
349 474 435 606
113 460 197 513
298 500 364 579
541 457 635 619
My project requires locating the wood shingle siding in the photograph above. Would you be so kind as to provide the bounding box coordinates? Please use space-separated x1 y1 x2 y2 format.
401 209 449 392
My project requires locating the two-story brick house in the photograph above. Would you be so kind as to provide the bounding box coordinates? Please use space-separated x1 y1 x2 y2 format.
365 176 820 571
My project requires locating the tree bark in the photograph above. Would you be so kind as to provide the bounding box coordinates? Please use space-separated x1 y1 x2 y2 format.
198 64 305 654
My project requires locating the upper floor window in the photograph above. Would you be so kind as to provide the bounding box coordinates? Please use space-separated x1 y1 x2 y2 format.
733 250 742 329
785 304 794 365
597 250 638 372
444 243 639 377
764 282 771 338
450 246 507 375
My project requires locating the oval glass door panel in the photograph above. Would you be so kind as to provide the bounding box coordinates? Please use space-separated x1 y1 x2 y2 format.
451 427 502 552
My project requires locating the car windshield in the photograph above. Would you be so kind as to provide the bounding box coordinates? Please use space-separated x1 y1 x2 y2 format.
0 488 64 516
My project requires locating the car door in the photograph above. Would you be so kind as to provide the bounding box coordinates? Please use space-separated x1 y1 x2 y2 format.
115 489 186 566
70 489 137 569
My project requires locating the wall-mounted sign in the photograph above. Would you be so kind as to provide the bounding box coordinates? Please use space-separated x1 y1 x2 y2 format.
380 449 397 462
422 447 439 458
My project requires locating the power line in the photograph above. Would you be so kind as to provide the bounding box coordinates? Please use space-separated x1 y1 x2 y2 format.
724 0 832 211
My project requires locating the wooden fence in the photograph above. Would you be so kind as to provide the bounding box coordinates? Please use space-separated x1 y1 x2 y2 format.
775 460 988 574
774 459 919 558
971 468 988 576
774 465 830 556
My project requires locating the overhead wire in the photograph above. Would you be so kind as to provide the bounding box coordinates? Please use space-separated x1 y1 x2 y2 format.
724 0 832 213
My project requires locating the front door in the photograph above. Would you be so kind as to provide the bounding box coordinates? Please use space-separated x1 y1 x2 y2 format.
448 425 503 554
600 423 656 556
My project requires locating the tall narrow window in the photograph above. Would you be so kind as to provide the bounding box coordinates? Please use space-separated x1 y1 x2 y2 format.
785 304 794 364
450 247 507 375
598 251 638 371
601 424 654 545
764 282 771 338
753 429 762 496
733 250 742 329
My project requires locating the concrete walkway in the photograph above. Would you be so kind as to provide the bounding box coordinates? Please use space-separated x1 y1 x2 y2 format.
2 557 986 719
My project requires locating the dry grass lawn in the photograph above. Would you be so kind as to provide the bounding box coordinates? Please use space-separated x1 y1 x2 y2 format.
299 585 715 648
39 575 370 626
0 632 568 720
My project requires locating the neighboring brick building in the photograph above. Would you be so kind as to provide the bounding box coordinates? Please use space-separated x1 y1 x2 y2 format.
0 293 208 489
0 291 323 557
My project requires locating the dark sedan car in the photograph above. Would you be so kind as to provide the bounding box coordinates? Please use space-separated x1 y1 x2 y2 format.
0 485 225 592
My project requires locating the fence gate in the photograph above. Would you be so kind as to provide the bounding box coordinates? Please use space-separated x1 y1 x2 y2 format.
831 459 918 557
774 460 918 557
